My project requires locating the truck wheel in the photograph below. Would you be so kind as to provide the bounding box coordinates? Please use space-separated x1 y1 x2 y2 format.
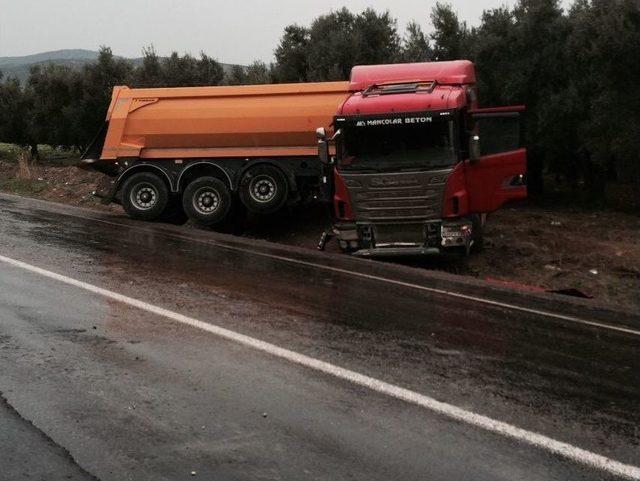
121 172 169 221
182 177 232 226
239 165 288 214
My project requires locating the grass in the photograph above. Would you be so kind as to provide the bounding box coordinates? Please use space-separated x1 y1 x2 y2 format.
0 143 24 162
0 177 48 196
0 143 79 165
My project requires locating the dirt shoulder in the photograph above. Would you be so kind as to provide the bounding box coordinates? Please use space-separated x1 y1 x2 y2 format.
0 161 118 213
1 160 638 312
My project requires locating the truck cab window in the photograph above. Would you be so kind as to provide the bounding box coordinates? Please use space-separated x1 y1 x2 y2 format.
475 115 522 156
340 120 456 172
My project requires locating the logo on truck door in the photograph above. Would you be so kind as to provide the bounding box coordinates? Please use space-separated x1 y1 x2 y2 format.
355 116 433 127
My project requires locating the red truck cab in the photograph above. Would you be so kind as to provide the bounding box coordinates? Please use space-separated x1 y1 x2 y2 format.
318 61 527 256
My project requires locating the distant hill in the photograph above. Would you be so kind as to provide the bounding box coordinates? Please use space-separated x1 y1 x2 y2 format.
0 49 237 84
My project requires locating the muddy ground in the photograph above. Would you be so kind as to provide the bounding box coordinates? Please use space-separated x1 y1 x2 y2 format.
1 160 639 311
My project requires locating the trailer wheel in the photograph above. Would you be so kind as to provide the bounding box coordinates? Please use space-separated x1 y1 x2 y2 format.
121 172 169 221
239 165 288 214
182 176 232 226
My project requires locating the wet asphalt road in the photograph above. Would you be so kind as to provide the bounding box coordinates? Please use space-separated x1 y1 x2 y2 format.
0 193 638 481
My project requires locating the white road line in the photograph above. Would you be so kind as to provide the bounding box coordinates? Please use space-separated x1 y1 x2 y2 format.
4 192 637 337
1 253 638 480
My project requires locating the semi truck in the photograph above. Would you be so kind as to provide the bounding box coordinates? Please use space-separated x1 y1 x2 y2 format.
82 60 526 256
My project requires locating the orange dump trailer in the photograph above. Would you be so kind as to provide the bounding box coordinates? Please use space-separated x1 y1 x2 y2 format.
82 82 351 224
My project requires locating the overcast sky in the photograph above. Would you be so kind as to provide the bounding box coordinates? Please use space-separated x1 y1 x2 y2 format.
0 0 571 63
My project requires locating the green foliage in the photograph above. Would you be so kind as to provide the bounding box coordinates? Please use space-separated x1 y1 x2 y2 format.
0 46 226 154
466 0 570 194
306 8 358 81
430 3 470 61
352 9 401 66
225 65 249 85
244 61 273 85
130 47 224 88
131 46 163 87
470 7 517 106
0 142 25 161
26 63 83 154
0 143 77 164
224 62 274 85
273 25 310 82
0 77 32 147
464 0 640 199
568 0 640 195
401 22 432 62
73 47 132 148
303 8 400 81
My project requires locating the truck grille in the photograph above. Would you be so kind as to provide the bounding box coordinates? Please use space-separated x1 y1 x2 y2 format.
341 169 451 221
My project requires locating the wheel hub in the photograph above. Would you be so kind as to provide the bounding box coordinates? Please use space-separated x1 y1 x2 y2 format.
132 185 157 210
194 188 220 214
251 177 277 203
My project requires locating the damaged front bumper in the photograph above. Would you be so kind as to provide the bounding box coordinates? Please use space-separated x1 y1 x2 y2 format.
334 219 474 257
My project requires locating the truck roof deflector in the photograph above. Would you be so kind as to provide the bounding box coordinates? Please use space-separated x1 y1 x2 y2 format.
362 81 437 97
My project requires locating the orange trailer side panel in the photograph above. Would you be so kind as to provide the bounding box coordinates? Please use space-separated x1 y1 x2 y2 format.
101 82 351 161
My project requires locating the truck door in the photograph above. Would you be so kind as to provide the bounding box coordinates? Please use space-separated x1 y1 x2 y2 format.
465 107 527 213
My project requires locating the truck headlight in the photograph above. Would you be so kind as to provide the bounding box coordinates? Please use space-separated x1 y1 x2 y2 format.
441 223 472 246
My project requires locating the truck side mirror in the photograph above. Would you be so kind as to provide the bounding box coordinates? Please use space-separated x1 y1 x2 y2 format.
318 140 330 165
469 135 481 163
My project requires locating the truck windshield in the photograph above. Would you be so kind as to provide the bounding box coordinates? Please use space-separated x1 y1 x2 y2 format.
339 120 456 172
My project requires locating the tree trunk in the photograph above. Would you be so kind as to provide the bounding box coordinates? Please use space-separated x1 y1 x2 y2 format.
30 143 39 162
17 150 32 180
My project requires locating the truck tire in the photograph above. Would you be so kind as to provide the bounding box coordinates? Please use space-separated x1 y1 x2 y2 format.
182 176 232 226
239 164 288 214
121 172 169 221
